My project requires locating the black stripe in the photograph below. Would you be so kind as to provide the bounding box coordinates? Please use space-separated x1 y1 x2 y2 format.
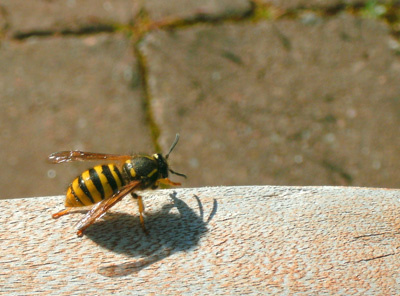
114 166 125 186
89 168 105 200
102 165 119 194
70 185 84 206
78 175 95 204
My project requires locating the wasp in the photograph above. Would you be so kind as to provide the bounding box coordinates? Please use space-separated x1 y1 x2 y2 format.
48 134 186 236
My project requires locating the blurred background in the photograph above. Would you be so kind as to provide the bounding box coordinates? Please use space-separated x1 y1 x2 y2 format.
1 0 399 199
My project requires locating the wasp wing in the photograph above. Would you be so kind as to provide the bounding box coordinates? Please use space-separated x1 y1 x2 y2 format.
75 180 142 236
48 151 132 164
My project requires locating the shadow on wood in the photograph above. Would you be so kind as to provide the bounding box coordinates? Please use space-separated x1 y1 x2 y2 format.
80 192 217 277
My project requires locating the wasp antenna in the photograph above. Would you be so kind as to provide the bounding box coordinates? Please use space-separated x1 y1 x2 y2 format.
169 169 187 179
165 134 180 159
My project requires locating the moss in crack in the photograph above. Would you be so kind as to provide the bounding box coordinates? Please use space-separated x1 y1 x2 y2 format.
135 46 161 153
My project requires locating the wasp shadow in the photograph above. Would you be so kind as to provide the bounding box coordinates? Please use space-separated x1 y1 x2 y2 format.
83 192 217 277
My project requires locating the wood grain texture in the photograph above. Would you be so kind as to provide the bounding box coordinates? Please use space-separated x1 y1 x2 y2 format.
1 186 400 294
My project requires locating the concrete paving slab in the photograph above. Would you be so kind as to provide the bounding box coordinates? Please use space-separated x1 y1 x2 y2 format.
0 33 152 199
140 14 400 189
144 0 252 22
1 0 137 36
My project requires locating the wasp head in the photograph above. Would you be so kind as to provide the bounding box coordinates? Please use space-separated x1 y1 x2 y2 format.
155 134 187 180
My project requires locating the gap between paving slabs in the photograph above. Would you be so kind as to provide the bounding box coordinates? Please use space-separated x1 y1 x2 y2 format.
4 1 400 39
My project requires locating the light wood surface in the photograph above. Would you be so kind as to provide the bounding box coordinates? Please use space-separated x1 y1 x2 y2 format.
2 186 400 294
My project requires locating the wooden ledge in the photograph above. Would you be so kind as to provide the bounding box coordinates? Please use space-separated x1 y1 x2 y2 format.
2 186 400 294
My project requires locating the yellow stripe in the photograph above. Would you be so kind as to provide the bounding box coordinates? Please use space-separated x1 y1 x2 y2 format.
125 159 136 178
82 169 103 203
71 177 92 206
80 170 100 203
147 168 158 178
65 187 80 207
94 166 114 200
110 165 123 188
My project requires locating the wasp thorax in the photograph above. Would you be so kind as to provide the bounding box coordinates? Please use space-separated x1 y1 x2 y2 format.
122 156 161 188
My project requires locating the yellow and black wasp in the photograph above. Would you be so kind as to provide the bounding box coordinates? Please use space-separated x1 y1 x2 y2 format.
48 134 186 236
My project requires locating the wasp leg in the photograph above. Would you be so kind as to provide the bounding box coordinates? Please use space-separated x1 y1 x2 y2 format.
53 206 92 219
156 178 181 187
131 193 148 234
52 208 74 219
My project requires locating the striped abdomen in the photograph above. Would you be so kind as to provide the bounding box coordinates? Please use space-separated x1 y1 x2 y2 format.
65 164 125 207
